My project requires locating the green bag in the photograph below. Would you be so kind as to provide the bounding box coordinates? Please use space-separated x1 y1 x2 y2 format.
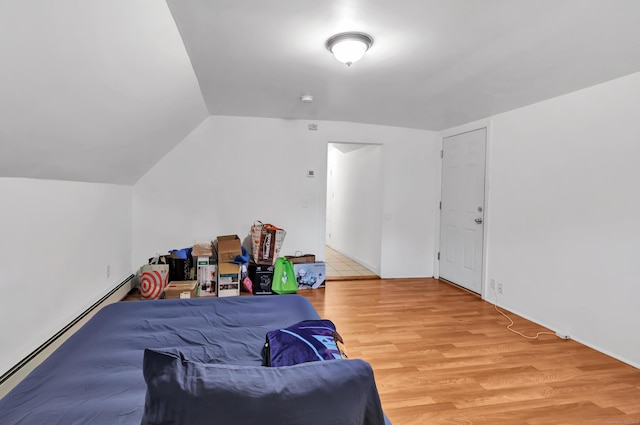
271 257 297 294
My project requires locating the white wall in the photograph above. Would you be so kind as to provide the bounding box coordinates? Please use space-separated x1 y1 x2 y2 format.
133 116 440 278
478 71 640 368
0 178 132 376
326 144 383 274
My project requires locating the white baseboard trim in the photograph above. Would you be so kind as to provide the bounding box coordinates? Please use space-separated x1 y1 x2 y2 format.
483 294 640 370
0 275 135 398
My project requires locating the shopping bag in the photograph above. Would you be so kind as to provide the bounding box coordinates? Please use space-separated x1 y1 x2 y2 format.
140 258 169 300
271 257 297 294
251 221 286 265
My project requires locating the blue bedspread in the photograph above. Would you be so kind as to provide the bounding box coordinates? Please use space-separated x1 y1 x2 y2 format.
0 295 391 425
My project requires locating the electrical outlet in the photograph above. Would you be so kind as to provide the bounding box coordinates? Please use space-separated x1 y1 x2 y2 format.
490 279 495 290
107 264 111 278
497 283 503 295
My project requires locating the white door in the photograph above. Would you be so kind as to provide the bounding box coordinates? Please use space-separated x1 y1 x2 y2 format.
439 128 487 294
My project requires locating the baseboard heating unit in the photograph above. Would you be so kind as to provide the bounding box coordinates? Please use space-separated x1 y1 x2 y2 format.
0 274 135 397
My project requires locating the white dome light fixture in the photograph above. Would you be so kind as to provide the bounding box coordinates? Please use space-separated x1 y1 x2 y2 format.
326 32 373 67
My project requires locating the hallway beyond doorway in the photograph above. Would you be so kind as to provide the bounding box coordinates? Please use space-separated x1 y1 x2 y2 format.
325 246 378 281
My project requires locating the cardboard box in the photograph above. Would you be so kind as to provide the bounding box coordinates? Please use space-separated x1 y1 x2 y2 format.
196 257 213 284
164 280 198 299
199 265 217 297
285 253 316 264
217 262 240 297
248 262 274 295
192 241 213 257
217 235 242 263
294 262 326 290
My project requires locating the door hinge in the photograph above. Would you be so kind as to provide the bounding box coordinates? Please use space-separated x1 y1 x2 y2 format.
440 150 443 158
437 252 440 260
439 201 442 210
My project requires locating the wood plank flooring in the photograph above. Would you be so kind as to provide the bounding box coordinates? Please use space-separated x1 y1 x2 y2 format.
297 278 640 425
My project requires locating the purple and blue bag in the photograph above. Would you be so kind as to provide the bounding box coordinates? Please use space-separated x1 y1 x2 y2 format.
262 320 347 367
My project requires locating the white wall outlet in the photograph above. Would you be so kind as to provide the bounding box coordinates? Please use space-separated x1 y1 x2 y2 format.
106 264 111 278
497 282 503 295
555 332 571 340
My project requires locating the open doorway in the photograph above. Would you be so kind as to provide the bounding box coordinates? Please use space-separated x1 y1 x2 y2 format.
326 142 381 280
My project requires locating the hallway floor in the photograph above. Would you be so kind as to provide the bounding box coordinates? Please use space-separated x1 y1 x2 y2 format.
325 246 378 280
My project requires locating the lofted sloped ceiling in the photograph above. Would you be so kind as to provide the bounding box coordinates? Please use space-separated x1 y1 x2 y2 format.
168 0 640 130
0 0 208 184
2 1 640 185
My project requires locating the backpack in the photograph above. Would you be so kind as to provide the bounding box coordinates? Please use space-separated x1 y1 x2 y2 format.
262 320 348 367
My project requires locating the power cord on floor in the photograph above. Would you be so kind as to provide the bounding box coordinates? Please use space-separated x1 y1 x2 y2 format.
492 285 556 340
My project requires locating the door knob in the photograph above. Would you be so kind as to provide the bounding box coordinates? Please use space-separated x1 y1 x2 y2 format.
474 218 483 224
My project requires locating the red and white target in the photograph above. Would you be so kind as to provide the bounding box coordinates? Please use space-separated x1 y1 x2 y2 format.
140 269 169 300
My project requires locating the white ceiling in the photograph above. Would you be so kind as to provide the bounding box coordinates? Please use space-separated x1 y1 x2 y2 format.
168 0 640 130
0 0 208 184
2 1 640 184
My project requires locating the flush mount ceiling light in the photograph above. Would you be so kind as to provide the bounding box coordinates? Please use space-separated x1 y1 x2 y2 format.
326 32 373 67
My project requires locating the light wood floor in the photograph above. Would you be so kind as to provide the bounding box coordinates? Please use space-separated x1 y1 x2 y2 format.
297 278 640 425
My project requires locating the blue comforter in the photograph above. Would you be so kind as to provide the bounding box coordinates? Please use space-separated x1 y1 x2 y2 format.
0 295 391 425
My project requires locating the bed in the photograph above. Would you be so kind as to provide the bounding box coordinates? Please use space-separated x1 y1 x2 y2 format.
0 295 391 425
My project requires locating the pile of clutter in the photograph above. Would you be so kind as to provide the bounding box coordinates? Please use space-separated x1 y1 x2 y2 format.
137 222 326 300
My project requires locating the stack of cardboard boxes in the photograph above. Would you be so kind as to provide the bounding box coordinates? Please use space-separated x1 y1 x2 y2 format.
159 233 325 299
216 235 241 297
193 240 215 297
163 247 199 299
162 236 242 299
